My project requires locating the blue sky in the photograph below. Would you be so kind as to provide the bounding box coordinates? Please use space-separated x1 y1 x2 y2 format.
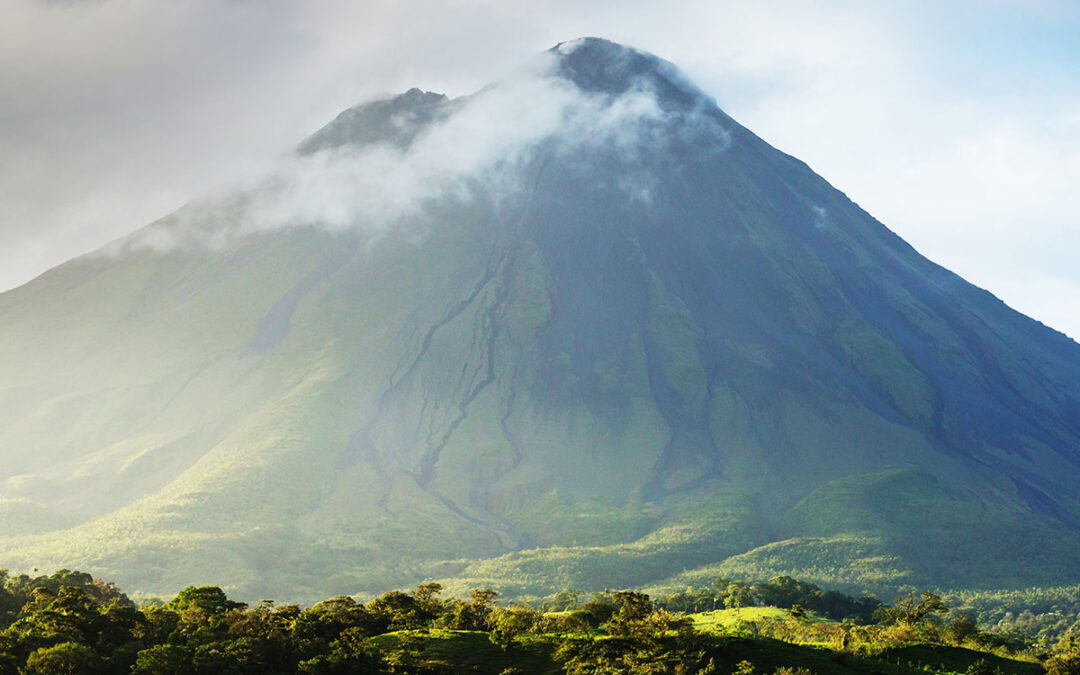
1 0 1077 337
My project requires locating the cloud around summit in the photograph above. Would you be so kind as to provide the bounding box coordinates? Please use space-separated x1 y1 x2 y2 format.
1 0 1079 336
123 47 717 252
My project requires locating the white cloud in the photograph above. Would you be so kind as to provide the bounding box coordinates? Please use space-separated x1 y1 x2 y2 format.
115 50 684 252
0 0 1077 336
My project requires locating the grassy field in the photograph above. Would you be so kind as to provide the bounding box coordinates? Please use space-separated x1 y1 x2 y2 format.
691 606 798 631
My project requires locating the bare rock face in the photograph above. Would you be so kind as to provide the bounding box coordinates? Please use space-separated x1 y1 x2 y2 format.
0 38 1077 601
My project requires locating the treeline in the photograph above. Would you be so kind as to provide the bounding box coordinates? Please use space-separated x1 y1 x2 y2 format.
1 568 1079 674
945 585 1080 649
653 575 882 622
1 570 717 674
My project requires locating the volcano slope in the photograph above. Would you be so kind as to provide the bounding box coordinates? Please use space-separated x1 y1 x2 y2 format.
0 38 1078 601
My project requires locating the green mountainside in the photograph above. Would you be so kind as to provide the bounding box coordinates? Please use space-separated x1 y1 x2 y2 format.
0 38 1078 602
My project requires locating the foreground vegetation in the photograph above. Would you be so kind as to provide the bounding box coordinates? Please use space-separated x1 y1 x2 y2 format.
1 569 1078 674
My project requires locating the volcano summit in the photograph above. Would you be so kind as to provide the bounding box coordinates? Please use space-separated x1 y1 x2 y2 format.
0 38 1078 601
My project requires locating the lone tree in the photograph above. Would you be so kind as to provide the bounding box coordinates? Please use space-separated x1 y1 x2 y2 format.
724 582 754 619
878 591 948 627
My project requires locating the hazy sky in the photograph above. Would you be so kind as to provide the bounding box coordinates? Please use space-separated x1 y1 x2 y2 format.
2 0 1078 338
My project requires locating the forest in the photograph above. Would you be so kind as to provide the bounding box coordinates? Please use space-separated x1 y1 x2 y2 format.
1 569 1078 674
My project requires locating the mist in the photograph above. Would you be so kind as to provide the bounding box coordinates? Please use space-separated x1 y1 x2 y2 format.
3 1 1078 337
115 46 723 254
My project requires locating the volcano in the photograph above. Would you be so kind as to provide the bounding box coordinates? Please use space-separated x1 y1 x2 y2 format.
1 38 1078 601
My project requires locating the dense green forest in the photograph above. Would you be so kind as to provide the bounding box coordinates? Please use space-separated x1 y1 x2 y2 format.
1 569 1077 674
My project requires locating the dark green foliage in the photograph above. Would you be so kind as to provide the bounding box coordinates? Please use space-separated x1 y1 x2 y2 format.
878 591 949 627
577 595 617 628
881 645 1042 675
442 588 501 631
610 591 654 626
0 573 17 630
964 658 995 675
23 641 104 674
545 590 583 612
0 568 133 633
944 612 980 645
132 644 194 675
296 596 376 642
168 585 244 616
0 568 1068 674
947 584 1080 647
489 606 539 652
412 582 447 620
367 591 423 631
556 633 699 674
1045 652 1080 675
656 575 881 623
1045 622 1080 675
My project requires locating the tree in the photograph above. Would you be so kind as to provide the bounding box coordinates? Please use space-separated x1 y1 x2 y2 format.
489 606 538 652
367 591 422 631
166 586 244 644
578 595 616 628
411 582 445 621
758 576 820 609
610 591 653 626
297 596 374 642
5 586 106 654
964 658 995 675
710 578 731 609
139 605 180 645
382 632 422 673
24 642 103 675
192 637 270 674
1046 622 1080 675
725 582 754 618
733 659 756 675
167 586 243 616
609 587 656 635
0 570 20 628
555 636 655 674
468 588 499 629
546 589 582 612
1045 652 1080 675
944 612 979 645
878 591 948 627
131 644 194 675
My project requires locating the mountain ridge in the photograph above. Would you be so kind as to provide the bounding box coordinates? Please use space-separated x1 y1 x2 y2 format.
0 38 1077 602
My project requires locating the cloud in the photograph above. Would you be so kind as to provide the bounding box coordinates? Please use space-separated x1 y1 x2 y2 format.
116 50 702 252
1 0 1078 336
